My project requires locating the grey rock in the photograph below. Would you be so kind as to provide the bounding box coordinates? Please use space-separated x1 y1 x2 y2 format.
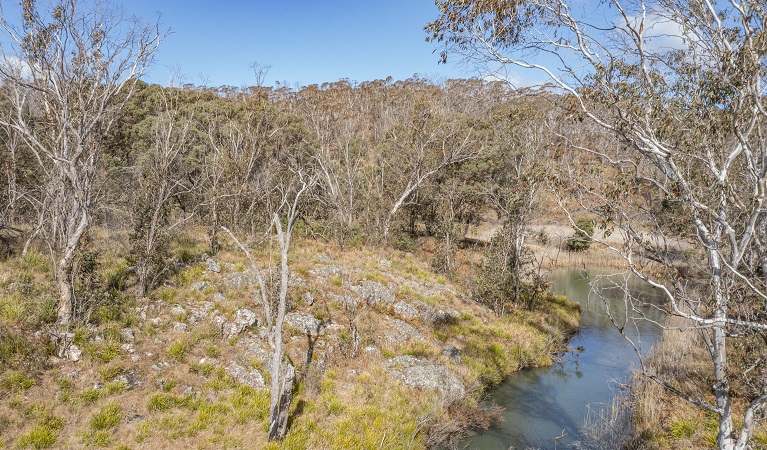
224 271 256 290
66 344 82 362
122 343 135 354
309 264 346 277
363 346 382 356
120 328 135 341
394 301 420 319
213 292 226 302
151 362 170 372
315 254 332 263
226 362 265 389
385 319 424 343
238 338 272 369
205 258 221 273
384 355 465 400
303 291 314 306
435 307 460 323
222 308 258 339
171 305 186 318
191 281 210 291
190 301 215 322
285 312 322 334
352 280 396 306
173 322 188 332
442 344 461 363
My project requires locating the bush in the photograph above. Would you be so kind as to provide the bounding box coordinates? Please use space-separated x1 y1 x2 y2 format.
566 217 595 251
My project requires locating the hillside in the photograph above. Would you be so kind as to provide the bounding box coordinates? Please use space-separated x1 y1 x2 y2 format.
0 231 579 449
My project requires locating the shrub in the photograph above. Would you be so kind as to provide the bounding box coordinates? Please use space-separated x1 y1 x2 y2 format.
566 217 595 251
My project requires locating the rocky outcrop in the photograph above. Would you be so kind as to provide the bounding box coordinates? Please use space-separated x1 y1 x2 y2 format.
284 312 323 334
385 318 424 343
352 280 396 306
225 362 265 389
205 257 221 273
384 356 465 400
222 308 258 339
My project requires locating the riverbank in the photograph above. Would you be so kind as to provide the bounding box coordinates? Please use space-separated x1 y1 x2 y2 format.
0 230 580 449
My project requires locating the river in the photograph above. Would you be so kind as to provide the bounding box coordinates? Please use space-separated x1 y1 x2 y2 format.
459 267 666 449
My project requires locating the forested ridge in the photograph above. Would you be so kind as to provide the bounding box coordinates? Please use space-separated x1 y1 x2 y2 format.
1 76 574 320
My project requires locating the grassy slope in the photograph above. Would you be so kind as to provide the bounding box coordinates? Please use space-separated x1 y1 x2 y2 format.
0 230 579 449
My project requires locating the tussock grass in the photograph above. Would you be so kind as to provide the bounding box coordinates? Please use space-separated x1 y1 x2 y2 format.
0 230 584 450
629 316 767 449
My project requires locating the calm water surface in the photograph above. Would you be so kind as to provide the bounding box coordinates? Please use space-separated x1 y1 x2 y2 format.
460 268 666 450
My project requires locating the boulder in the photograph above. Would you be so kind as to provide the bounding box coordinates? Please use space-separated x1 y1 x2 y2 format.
205 257 221 273
384 355 465 400
352 280 396 306
222 308 258 339
226 362 265 389
385 319 424 343
285 312 322 334
191 281 210 291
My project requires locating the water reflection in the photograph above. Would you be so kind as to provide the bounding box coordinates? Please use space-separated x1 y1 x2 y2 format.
459 268 666 450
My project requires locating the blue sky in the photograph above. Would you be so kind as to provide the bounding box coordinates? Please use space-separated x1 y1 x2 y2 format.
119 0 471 87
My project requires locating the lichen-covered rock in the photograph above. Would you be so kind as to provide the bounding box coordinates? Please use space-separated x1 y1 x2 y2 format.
385 319 424 343
393 301 420 319
225 362 265 389
352 280 396 306
191 281 210 291
384 355 465 400
190 301 215 322
66 344 82 362
237 338 272 371
222 308 258 339
309 264 347 277
120 328 135 341
442 344 461 363
285 312 322 334
170 305 186 317
205 257 221 273
223 270 258 290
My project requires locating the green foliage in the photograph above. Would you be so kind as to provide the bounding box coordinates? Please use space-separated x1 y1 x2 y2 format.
80 387 103 403
668 418 697 439
392 232 417 253
98 364 124 381
84 338 122 364
105 379 128 395
167 339 190 361
16 411 63 449
147 393 191 412
0 370 36 393
566 217 595 251
90 402 123 430
189 361 215 376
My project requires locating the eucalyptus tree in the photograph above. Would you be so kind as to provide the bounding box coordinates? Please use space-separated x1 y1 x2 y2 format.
223 171 312 442
129 88 200 297
379 104 487 241
428 0 767 448
0 0 164 323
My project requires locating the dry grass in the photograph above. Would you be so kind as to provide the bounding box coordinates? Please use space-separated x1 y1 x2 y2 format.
0 226 583 449
628 316 767 449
